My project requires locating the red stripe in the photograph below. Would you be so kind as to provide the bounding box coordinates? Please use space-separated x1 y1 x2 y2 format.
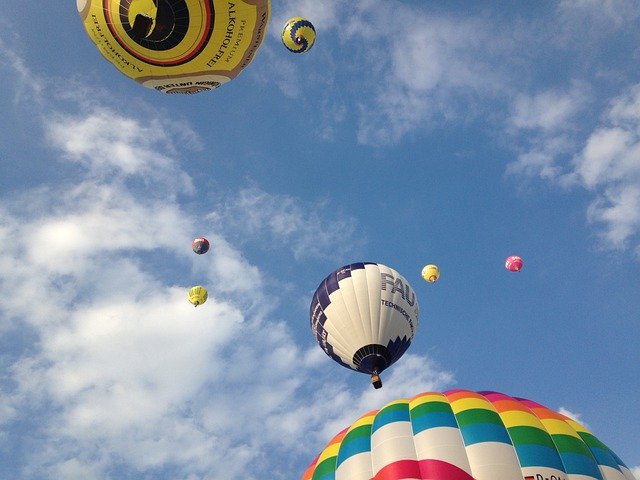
373 459 422 480
373 459 475 480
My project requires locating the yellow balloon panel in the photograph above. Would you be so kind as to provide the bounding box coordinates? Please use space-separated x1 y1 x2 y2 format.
78 0 270 94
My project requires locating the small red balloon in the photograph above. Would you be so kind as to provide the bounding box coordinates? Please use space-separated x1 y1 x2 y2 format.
505 255 523 272
192 237 210 255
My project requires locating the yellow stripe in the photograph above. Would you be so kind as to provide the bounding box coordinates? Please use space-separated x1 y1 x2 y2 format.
317 442 340 464
350 413 375 430
450 397 494 413
539 418 582 438
500 410 544 428
410 393 447 409
564 418 591 435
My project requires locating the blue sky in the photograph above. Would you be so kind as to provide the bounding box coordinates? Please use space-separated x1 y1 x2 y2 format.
1 1 639 479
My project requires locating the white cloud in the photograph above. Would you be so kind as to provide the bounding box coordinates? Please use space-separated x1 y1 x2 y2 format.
304 353 455 446
559 0 640 26
209 186 362 261
587 184 640 248
266 0 640 153
506 134 575 182
572 86 640 189
266 0 507 146
0 59 453 480
352 5 501 145
507 83 640 255
510 86 589 131
574 86 640 250
0 35 44 101
46 108 196 194
558 406 589 427
631 466 640 480
0 116 296 478
573 127 635 188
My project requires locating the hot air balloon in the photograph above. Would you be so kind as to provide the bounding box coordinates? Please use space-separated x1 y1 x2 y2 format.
188 286 208 306
77 0 270 94
302 389 637 480
505 255 524 272
282 17 316 53
310 262 419 389
192 237 210 255
421 264 440 283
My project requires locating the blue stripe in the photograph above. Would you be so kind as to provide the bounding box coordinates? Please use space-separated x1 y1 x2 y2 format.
325 273 340 297
310 295 327 328
411 411 459 434
460 423 512 446
372 407 410 433
329 349 352 369
336 435 370 467
514 444 565 470
588 446 621 470
290 19 316 34
560 452 603 478
315 263 377 300
610 450 628 468
386 336 412 363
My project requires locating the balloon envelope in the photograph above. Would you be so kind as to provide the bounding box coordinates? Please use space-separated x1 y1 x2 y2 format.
77 0 270 94
505 255 524 272
282 17 316 53
192 237 210 255
421 264 440 282
302 389 637 480
310 262 419 387
188 286 208 306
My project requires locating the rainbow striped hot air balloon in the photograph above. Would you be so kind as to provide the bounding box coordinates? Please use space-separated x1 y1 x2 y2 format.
301 389 636 480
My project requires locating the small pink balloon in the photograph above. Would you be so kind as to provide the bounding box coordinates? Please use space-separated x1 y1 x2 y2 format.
505 255 523 272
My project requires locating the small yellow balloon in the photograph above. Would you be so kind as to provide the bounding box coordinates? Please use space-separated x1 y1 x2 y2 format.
421 264 440 283
188 286 208 307
282 17 316 53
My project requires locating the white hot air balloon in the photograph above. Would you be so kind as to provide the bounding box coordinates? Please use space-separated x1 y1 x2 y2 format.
310 262 419 388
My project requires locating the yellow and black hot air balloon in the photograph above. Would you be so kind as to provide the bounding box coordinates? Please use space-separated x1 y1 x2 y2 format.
188 286 208 307
77 0 270 94
281 17 315 53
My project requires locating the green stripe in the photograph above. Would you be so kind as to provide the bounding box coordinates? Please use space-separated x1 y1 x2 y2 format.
379 402 409 416
578 432 608 450
455 408 504 428
312 457 337 480
410 401 454 418
342 424 371 444
551 434 592 456
508 426 557 449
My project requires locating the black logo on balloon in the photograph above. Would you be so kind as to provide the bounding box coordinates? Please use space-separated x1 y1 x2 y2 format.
120 0 190 50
